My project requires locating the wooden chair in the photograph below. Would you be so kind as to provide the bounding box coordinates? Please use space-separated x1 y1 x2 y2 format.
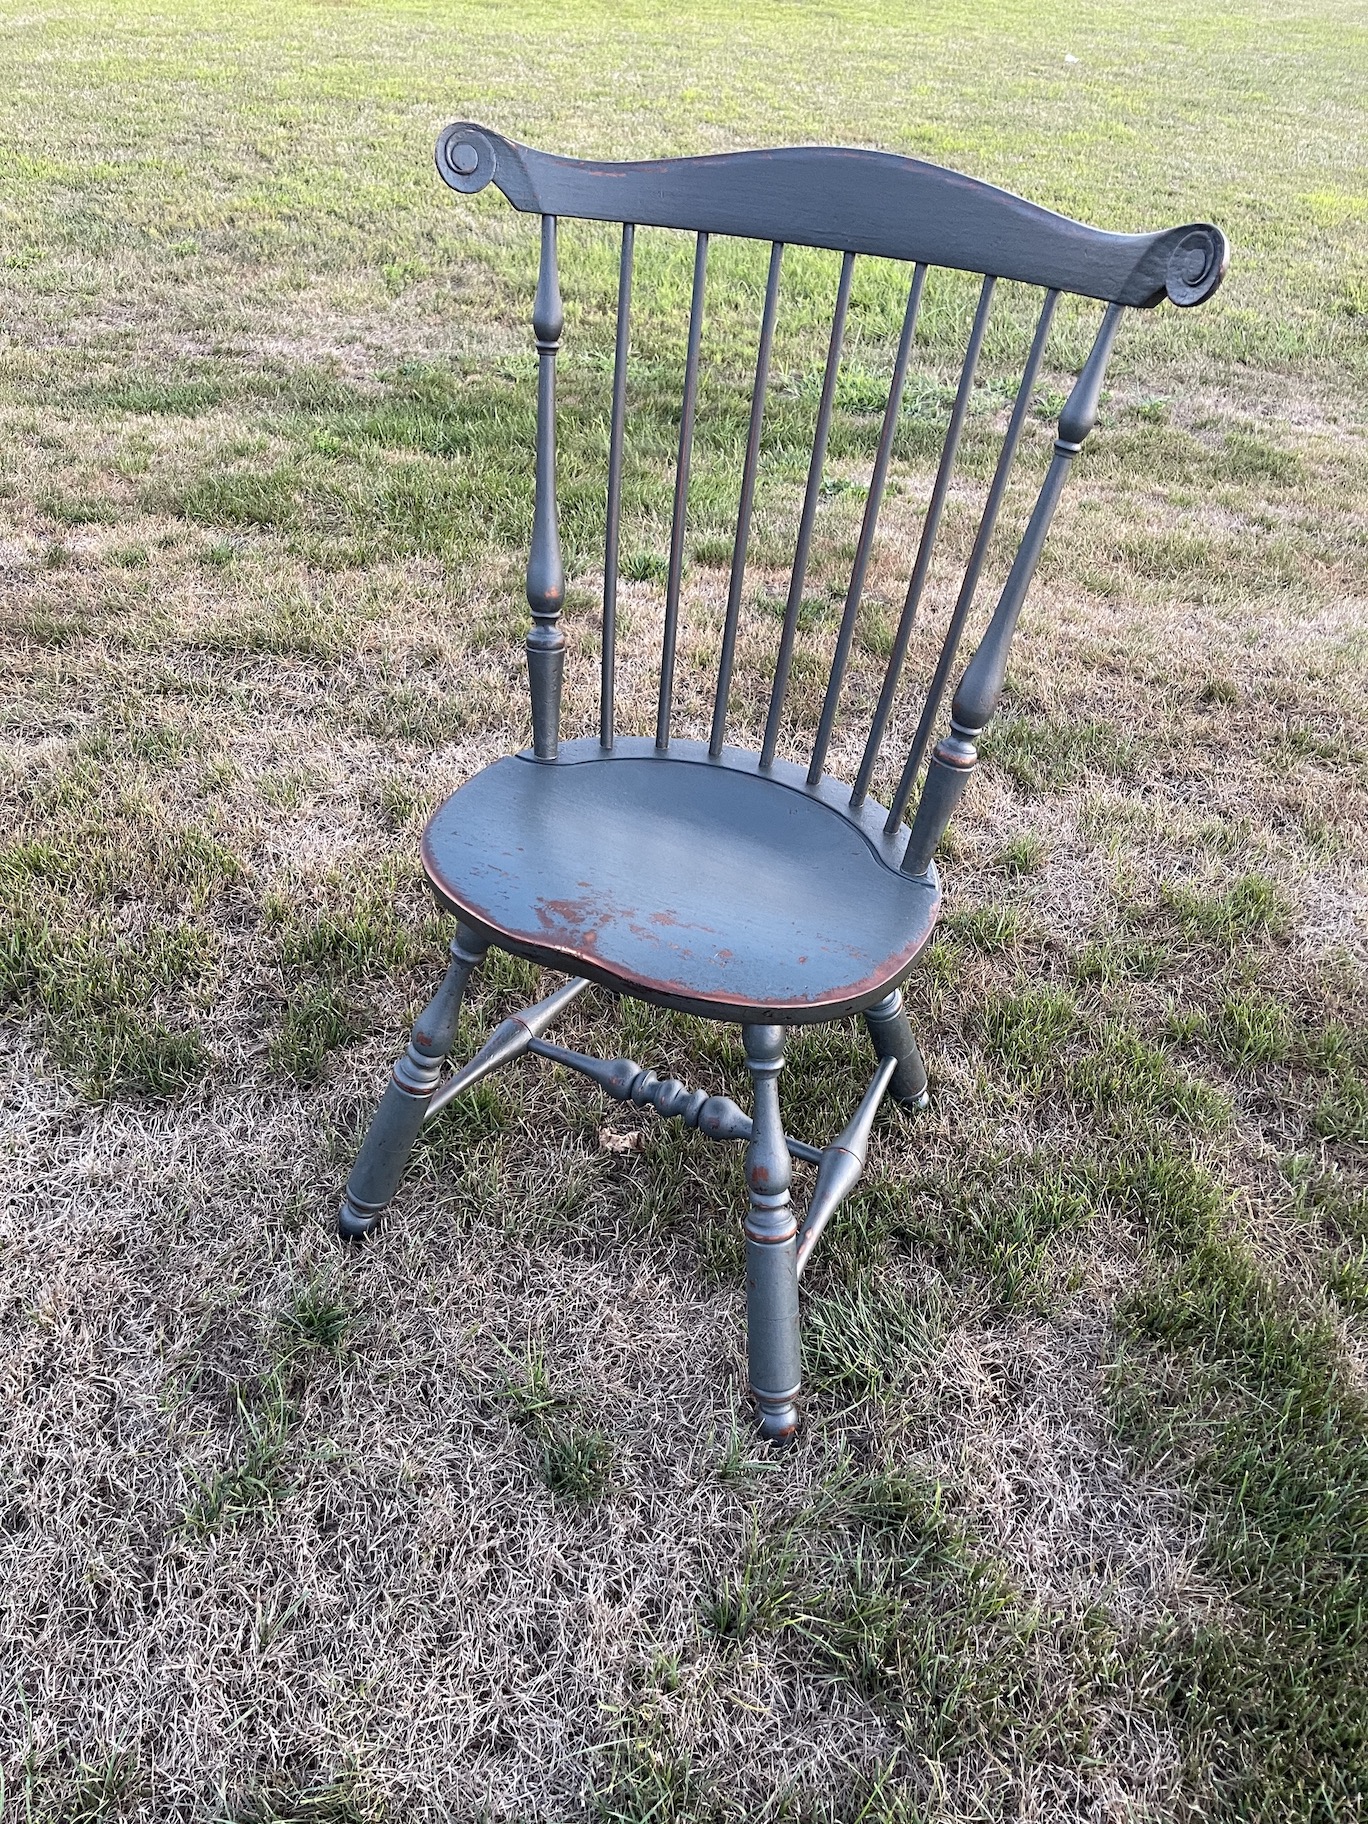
339 124 1227 1440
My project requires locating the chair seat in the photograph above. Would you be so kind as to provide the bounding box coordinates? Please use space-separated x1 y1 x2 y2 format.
421 738 940 1023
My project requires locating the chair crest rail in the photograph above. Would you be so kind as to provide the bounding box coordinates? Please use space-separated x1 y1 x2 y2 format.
438 122 1227 308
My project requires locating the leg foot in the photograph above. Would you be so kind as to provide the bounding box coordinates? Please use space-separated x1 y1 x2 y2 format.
863 988 929 1110
337 926 486 1242
742 1024 801 1443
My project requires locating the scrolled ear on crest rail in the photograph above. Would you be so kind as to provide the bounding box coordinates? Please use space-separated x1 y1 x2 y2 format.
1125 220 1230 309
435 122 499 194
1164 223 1229 306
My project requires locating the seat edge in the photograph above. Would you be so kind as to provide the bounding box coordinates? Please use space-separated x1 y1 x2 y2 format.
424 878 941 1025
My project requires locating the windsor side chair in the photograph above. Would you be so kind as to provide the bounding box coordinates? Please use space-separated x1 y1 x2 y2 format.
339 123 1227 1440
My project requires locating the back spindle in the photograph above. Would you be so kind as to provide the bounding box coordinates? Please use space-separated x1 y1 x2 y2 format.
898 302 1125 875
711 241 784 758
761 250 855 771
806 263 927 787
527 214 565 761
658 232 710 750
890 288 1059 819
849 274 996 810
600 222 635 751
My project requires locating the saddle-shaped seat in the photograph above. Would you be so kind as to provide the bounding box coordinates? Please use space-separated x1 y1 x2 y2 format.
421 739 941 1024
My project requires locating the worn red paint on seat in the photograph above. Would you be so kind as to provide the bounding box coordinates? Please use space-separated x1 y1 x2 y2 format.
421 740 940 1024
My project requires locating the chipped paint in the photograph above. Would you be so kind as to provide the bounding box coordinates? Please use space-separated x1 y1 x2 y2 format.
420 750 942 1022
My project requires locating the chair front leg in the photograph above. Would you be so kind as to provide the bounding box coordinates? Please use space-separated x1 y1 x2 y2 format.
338 925 487 1241
742 1023 801 1442
863 987 930 1110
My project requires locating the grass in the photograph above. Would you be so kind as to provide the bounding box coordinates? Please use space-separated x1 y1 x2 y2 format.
498 1348 616 1506
0 0 1365 1818
280 1279 351 1353
217 1776 385 1824
1160 872 1292 950
1115 1227 1368 1819
183 1376 295 1535
981 712 1138 792
993 831 1048 876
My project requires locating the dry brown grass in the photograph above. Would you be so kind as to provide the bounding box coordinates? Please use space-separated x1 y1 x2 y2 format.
4 385 1364 1814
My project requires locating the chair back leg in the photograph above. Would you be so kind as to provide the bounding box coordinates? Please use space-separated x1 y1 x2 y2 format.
863 988 930 1110
338 927 486 1240
741 1024 801 1442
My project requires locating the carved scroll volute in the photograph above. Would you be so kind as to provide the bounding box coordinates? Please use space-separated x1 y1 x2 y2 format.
435 125 499 195
526 213 566 760
902 302 1126 877
1164 225 1228 307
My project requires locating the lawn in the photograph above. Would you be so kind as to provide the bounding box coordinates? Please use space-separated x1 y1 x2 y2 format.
1 1 1366 1819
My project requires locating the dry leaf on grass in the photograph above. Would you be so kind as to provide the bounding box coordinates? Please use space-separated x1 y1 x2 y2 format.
599 1127 646 1154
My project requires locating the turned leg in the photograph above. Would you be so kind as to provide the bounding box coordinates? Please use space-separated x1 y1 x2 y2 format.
742 1024 801 1443
338 925 486 1241
863 987 930 1110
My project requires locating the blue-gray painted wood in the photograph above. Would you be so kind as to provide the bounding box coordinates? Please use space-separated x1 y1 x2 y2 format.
436 124 1228 309
340 125 1231 1435
894 289 1059 805
897 303 1125 870
795 1052 897 1277
658 233 708 750
863 986 930 1110
600 223 634 751
742 1024 801 1442
420 737 939 1023
761 249 854 771
526 214 565 761
525 1037 825 1164
806 264 926 787
712 240 784 758
848 274 995 810
338 928 486 1239
424 974 592 1120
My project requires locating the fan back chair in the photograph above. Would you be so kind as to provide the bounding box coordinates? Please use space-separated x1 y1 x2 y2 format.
339 123 1227 1440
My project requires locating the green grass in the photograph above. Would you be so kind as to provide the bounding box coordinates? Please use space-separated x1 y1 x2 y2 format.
1069 933 1168 984
271 980 365 1085
1194 987 1295 1068
11 1748 140 1824
280 1280 351 1353
0 903 216 1096
225 1776 384 1824
703 1466 1118 1785
939 904 1025 954
981 712 1138 793
540 1423 615 1506
184 1377 295 1535
976 983 1231 1133
1315 1069 1368 1144
979 983 1080 1085
1161 872 1292 950
1070 1022 1231 1134
897 1155 1098 1311
1116 1225 1368 1818
993 831 1048 875
806 1278 945 1402
498 1349 616 1506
